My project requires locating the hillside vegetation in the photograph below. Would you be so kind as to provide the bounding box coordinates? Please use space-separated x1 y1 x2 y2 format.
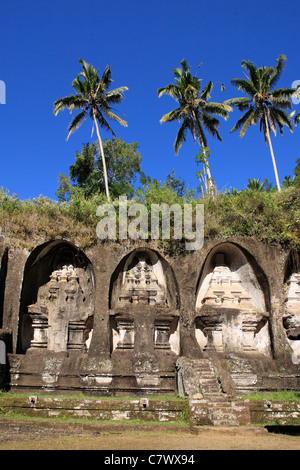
1 185 299 252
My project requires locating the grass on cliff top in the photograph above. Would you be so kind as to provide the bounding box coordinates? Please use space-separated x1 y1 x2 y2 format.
0 186 300 250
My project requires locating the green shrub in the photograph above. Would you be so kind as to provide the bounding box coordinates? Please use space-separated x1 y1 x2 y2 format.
1 186 300 250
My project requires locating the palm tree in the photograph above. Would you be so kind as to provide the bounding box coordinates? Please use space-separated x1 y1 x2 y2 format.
54 59 128 201
158 59 231 195
224 54 295 192
247 177 270 191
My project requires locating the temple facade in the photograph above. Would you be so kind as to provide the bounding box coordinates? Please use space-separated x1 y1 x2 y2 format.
0 235 299 396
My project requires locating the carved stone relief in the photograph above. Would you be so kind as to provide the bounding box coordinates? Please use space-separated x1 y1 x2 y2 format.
283 273 300 360
195 252 270 355
110 250 179 354
118 254 167 307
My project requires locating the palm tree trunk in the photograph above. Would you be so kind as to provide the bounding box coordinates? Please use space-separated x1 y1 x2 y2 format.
203 147 213 189
193 112 215 198
264 113 281 192
199 141 215 198
93 110 111 201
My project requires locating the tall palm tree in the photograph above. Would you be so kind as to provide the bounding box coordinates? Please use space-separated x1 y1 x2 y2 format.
54 58 128 201
158 59 231 194
224 54 295 192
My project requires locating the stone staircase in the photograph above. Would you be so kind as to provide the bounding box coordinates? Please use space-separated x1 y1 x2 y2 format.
176 358 250 426
198 359 240 425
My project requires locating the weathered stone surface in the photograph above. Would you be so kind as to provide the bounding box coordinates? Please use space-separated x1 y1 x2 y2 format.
249 400 300 425
0 395 187 422
0 235 299 403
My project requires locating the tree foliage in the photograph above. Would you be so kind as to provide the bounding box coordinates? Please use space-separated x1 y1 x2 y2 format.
56 138 142 201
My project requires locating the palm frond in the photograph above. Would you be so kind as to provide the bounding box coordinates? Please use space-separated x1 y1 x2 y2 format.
98 65 113 92
102 109 128 127
72 76 87 96
266 108 277 136
200 112 222 141
229 107 255 135
269 107 293 133
239 109 256 138
157 83 180 100
224 97 251 111
269 96 292 110
194 116 208 148
271 87 296 99
200 81 213 101
93 109 115 136
104 86 129 104
269 54 287 89
159 108 182 124
53 95 87 115
172 59 190 79
231 78 257 96
174 119 191 154
241 60 260 90
294 113 300 126
203 102 231 119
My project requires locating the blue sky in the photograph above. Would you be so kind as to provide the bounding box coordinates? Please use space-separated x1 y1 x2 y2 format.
1 0 300 200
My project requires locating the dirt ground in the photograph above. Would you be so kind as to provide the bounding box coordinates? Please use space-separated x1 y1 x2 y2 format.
0 419 300 450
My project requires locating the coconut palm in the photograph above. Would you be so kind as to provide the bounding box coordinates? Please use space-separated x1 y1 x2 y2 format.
224 54 295 192
54 59 128 201
158 59 231 194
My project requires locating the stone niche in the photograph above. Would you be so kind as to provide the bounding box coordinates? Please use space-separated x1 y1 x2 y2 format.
283 272 300 360
18 241 95 354
109 248 180 355
283 251 300 362
195 243 271 356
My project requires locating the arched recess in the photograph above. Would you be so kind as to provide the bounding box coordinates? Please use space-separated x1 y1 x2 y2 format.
283 249 300 360
195 242 271 356
284 249 300 284
109 247 180 310
109 247 180 354
17 240 95 354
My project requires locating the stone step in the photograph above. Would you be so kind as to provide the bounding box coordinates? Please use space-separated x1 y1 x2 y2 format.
193 366 213 373
202 390 222 396
178 358 251 427
201 385 221 392
199 376 218 382
205 394 227 402
200 379 220 386
209 405 240 426
211 418 240 426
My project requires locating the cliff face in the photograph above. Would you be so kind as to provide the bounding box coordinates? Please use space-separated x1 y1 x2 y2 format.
0 233 299 395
